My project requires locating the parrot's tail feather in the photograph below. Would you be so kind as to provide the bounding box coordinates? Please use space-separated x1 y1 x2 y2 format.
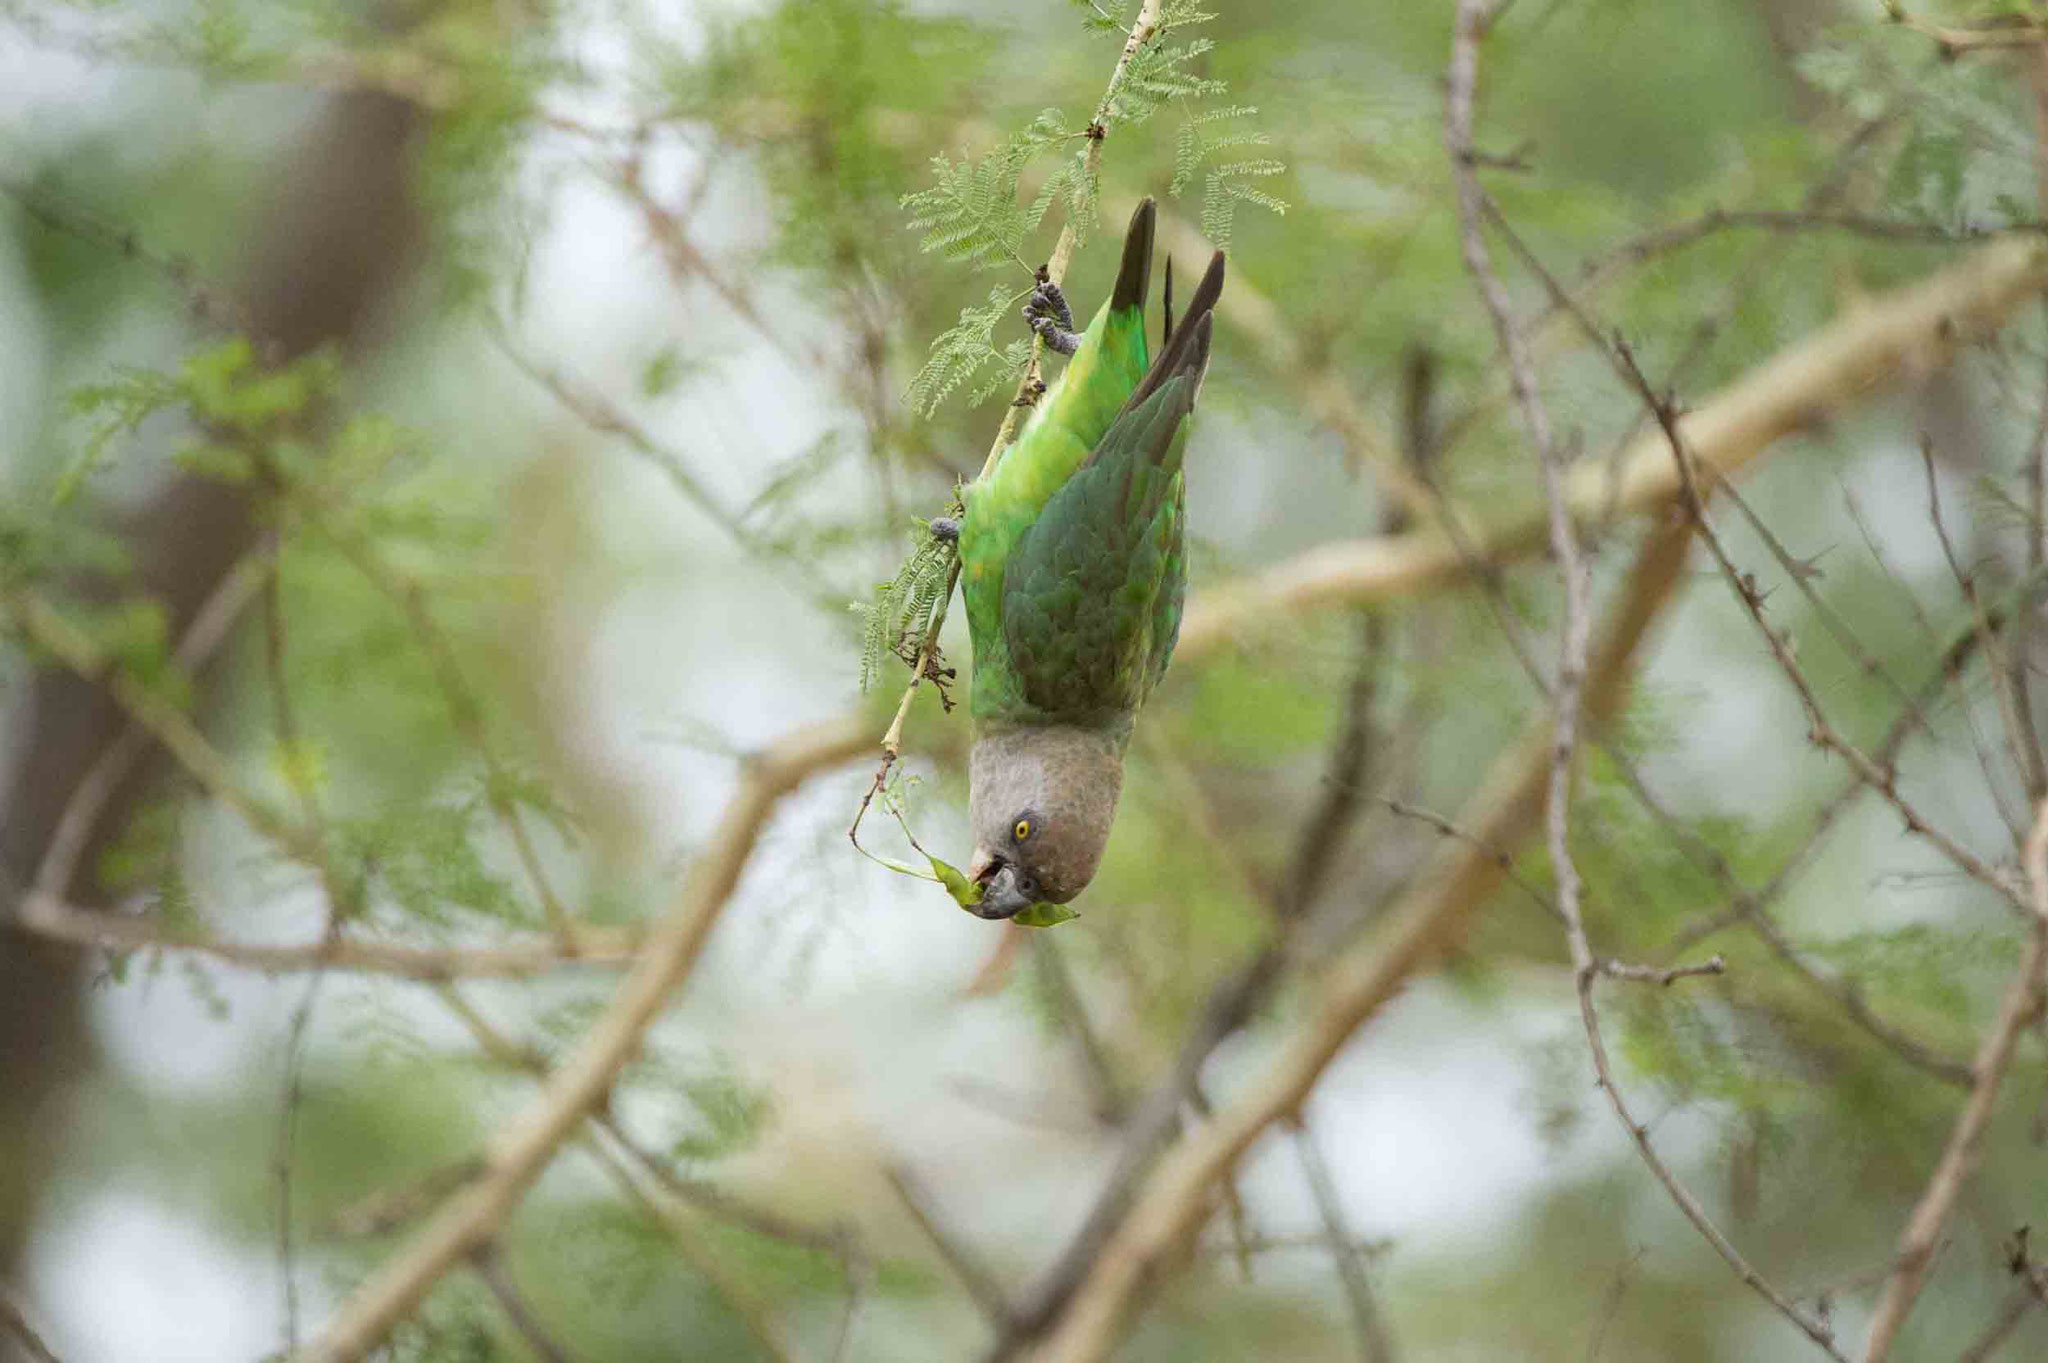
1162 256 1175 350
1123 249 1224 414
1111 197 1156 315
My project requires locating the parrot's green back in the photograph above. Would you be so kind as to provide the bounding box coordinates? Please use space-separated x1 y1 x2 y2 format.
959 200 1223 735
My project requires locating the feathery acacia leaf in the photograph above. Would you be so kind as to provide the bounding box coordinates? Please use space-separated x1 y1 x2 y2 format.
852 518 957 693
904 285 1031 418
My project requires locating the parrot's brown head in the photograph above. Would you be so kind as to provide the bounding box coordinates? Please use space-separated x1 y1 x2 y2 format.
966 725 1127 920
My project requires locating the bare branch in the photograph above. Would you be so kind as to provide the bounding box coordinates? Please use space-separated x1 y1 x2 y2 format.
471 1244 579 1363
10 890 640 979
1956 1283 2037 1363
0 1290 61 1363
886 1165 1016 1329
1287 1116 1396 1361
1 587 321 861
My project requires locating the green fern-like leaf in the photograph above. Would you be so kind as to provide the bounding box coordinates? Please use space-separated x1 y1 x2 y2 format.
1158 0 1219 29
1113 38 1225 125
59 366 187 504
900 110 1076 276
971 338 1036 406
904 285 1030 418
1201 159 1289 250
853 518 958 692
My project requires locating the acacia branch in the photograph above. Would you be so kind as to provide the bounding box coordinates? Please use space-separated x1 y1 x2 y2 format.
298 714 870 1363
1178 237 2048 654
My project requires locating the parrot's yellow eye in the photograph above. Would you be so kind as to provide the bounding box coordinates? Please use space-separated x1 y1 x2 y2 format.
1013 818 1033 842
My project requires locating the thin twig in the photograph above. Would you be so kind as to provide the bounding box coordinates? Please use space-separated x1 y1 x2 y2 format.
1923 440 2046 831
0 1291 61 1363
275 968 324 1358
1604 340 2027 918
430 985 818 1362
1585 1247 1647 1363
1 178 258 342
1029 934 1127 1123
1147 205 1438 522
31 545 276 899
1578 208 2022 282
1885 5 2048 55
1480 178 1990 1082
1 588 321 862
262 558 334 1361
1956 1283 2036 1363
886 1165 1016 1329
471 1244 579 1363
9 891 640 978
432 983 854 1258
293 503 574 939
1287 1115 1395 1361
324 1160 486 1239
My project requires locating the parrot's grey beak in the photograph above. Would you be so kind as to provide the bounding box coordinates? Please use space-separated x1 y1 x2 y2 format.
972 863 1036 921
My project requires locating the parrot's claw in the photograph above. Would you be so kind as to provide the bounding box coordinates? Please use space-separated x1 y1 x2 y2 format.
929 515 961 543
1023 279 1080 357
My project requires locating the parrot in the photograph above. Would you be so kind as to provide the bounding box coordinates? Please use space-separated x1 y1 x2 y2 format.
933 197 1225 921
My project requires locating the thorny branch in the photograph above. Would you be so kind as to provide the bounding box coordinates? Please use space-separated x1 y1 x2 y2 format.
1472 161 2000 1086
1452 9 1843 1358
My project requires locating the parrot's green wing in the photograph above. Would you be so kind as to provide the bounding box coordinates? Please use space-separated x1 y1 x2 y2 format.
960 201 1158 724
999 283 1218 718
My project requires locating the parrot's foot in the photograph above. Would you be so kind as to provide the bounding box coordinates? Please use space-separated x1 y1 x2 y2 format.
1024 275 1079 357
929 515 960 543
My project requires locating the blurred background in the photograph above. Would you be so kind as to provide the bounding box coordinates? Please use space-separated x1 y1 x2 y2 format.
5 0 2048 1359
